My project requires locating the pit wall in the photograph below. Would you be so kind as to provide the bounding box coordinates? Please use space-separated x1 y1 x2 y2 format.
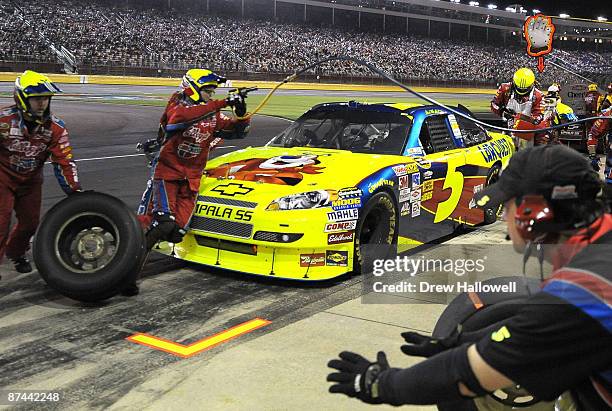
0 72 495 94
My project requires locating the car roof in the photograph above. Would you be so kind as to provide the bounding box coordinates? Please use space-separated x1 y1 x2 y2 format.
307 101 453 116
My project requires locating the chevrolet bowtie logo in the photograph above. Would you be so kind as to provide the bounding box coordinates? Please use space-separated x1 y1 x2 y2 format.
212 183 254 197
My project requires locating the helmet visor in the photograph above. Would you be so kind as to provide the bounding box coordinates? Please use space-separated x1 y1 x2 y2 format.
514 85 532 96
23 81 62 97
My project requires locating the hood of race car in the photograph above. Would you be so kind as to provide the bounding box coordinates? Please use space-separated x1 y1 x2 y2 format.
201 146 408 204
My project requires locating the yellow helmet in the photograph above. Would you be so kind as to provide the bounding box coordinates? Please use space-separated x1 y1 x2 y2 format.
14 70 62 123
588 83 598 92
512 67 536 96
181 68 226 103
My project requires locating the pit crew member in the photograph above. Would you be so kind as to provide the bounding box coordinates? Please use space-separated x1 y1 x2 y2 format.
538 84 577 145
133 69 250 295
0 70 81 278
326 145 611 409
587 108 612 175
598 83 612 112
585 83 601 131
491 68 544 148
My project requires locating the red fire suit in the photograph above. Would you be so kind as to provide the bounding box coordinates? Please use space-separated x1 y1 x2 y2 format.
584 89 602 131
587 108 612 183
137 92 250 229
0 106 81 262
491 82 544 125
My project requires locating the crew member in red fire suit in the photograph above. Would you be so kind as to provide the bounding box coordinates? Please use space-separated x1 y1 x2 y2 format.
587 108 612 178
585 83 601 132
133 69 250 294
491 68 544 148
0 70 81 278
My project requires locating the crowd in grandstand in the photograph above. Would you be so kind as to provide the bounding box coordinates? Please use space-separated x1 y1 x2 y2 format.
0 0 610 86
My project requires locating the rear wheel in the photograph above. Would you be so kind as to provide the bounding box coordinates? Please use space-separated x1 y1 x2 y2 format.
353 191 398 273
482 164 502 225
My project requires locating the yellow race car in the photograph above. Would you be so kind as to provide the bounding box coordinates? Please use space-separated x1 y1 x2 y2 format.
167 102 514 280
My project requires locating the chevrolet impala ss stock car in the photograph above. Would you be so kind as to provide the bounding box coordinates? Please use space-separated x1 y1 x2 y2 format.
161 102 514 279
33 101 513 301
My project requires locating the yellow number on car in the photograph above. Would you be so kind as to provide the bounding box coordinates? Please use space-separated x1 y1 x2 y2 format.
434 155 464 223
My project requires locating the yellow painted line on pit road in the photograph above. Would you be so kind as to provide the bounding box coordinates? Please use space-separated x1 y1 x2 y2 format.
126 317 271 358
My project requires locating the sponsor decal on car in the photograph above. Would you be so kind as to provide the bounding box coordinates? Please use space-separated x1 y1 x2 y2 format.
411 201 421 217
338 187 362 198
423 170 434 179
399 175 410 190
425 109 445 115
414 157 432 169
327 231 355 245
422 191 433 201
300 253 326 267
410 189 422 203
368 179 394 193
423 180 434 192
392 164 407 176
400 202 411 216
325 220 357 232
447 114 463 141
399 188 410 203
194 203 253 221
326 250 348 267
478 139 512 163
406 147 424 155
411 173 421 186
469 184 485 208
327 208 359 222
405 163 419 173
331 197 361 211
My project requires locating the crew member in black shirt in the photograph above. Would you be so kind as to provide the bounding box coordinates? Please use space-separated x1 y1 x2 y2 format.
326 145 612 409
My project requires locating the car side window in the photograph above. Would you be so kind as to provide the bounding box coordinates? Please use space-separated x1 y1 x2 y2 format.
419 115 456 154
455 115 490 147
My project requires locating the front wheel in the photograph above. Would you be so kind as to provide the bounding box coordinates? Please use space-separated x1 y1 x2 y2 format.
353 191 398 273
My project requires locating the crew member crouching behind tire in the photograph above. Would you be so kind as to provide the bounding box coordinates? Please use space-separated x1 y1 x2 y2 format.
326 145 611 409
132 69 250 296
0 71 81 279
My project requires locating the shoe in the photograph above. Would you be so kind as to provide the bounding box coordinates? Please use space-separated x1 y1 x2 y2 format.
121 282 140 297
11 256 32 273
589 154 600 172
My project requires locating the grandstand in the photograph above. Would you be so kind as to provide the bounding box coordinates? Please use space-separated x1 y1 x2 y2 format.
0 0 610 87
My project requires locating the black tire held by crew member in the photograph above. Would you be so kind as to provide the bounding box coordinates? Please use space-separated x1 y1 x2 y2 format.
433 276 542 411
482 163 502 225
353 191 398 273
33 191 146 302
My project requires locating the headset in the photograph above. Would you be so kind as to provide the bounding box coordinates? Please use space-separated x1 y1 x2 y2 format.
514 170 604 243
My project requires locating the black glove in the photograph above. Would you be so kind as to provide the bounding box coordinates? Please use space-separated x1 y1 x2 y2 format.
400 328 460 358
226 94 247 117
327 351 389 404
501 106 515 121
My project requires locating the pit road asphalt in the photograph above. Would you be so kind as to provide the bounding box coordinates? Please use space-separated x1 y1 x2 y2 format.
0 88 513 411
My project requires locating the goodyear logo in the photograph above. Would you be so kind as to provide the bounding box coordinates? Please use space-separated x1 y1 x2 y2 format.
478 139 512 163
368 179 394 194
332 198 361 210
194 203 253 221
425 109 445 115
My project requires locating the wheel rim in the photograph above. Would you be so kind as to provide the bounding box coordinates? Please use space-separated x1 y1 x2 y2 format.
360 204 392 246
54 212 120 273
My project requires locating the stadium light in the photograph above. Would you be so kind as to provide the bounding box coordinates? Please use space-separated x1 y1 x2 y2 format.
505 6 516 12
450 0 460 3
559 13 570 18
597 17 608 22
469 1 479 6
532 9 541 14
487 4 497 9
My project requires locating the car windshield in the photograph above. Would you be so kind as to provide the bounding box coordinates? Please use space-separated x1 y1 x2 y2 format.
267 109 412 155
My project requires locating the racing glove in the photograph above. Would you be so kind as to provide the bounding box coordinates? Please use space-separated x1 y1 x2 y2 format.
327 351 389 404
500 107 516 121
226 94 247 117
400 329 461 358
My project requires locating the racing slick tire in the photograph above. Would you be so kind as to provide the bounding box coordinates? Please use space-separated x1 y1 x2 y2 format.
353 191 398 274
432 276 558 411
482 164 502 225
33 191 146 302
